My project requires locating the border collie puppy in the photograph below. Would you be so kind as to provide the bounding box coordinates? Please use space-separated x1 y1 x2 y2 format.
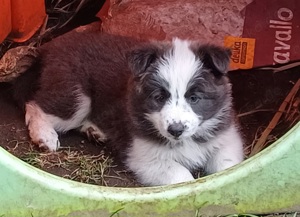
13 31 244 186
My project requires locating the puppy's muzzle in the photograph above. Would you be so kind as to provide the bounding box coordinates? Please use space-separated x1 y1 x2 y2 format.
167 122 185 138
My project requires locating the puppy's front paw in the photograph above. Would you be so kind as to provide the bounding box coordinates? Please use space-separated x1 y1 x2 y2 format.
128 157 194 186
169 169 194 184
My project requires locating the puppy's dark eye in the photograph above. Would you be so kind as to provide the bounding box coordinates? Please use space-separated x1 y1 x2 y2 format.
189 95 200 104
152 90 168 103
154 93 166 102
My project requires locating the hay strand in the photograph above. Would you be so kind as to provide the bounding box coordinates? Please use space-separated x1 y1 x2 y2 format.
250 78 300 157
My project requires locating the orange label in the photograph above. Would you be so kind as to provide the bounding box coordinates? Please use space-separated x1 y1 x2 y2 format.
224 36 256 70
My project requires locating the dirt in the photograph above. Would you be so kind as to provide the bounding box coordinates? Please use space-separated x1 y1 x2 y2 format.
229 67 300 155
0 66 299 187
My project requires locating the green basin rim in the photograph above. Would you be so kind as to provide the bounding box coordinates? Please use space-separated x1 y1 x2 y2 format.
0 122 299 216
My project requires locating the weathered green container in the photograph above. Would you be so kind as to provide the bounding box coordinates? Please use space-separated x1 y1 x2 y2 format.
0 122 299 217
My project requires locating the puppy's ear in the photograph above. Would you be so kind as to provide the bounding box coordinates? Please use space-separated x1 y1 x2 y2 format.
197 45 232 77
127 46 159 77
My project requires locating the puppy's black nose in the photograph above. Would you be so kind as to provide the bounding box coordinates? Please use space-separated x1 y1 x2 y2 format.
167 123 185 138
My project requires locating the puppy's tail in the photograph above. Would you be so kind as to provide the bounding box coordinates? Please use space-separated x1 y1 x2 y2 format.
0 46 42 110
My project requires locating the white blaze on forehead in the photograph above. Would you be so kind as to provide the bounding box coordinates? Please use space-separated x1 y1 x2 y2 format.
158 38 202 96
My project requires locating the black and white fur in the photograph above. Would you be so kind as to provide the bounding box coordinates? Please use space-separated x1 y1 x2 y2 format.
13 31 244 186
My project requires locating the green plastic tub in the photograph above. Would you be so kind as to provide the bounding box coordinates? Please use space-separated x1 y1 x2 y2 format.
0 122 299 217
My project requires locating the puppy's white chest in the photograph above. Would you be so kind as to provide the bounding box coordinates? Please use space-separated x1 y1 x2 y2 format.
127 137 215 170
126 124 243 186
168 139 215 170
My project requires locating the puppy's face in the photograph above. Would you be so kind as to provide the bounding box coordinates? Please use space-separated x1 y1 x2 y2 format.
128 39 232 143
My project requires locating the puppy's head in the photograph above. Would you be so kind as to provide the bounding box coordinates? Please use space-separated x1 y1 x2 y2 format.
127 38 233 144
